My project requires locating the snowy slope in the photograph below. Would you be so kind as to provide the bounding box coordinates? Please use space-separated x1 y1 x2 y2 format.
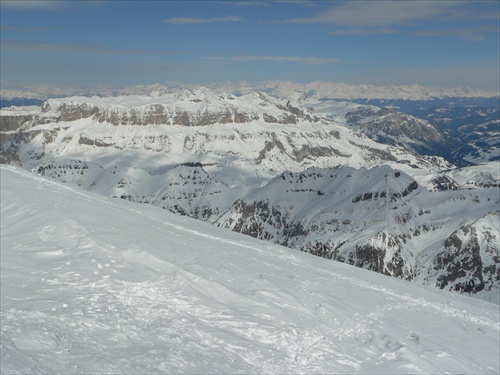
215 166 500 303
1 165 499 374
26 159 500 301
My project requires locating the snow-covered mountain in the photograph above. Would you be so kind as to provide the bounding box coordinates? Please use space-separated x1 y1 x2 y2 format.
306 98 499 166
1 87 498 301
308 101 453 157
2 165 499 374
212 81 499 101
215 166 499 303
0 87 451 174
420 162 500 191
0 81 499 105
412 106 500 164
37 89 318 126
3 82 497 167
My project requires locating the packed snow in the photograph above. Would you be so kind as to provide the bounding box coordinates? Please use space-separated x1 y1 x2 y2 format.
1 165 499 374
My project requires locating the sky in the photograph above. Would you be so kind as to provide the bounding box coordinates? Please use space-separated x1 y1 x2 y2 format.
0 0 499 91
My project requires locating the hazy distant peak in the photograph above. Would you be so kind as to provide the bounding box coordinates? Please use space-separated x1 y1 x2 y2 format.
2 81 498 102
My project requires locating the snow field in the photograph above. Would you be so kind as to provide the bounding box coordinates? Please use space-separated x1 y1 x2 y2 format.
1 165 499 374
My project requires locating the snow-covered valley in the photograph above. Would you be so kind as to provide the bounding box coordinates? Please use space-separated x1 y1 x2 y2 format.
1 165 499 374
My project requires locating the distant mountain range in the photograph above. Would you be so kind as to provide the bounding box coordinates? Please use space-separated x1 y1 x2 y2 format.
1 86 498 302
306 99 499 166
2 81 498 105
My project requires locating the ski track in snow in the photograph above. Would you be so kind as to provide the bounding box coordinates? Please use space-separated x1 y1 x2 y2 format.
1 165 499 374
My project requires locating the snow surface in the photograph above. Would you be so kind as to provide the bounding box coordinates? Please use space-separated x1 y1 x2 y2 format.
1 165 499 374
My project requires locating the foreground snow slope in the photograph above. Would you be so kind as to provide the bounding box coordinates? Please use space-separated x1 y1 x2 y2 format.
1 166 499 374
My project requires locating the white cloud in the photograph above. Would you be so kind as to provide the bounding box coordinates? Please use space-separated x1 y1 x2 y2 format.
163 15 243 24
0 0 65 9
331 28 399 36
281 1 463 26
1 0 107 10
414 27 500 42
221 1 315 7
220 1 270 7
204 55 339 65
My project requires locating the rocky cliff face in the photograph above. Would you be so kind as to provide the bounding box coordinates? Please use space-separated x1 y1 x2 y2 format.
0 88 453 179
424 214 499 295
35 89 320 127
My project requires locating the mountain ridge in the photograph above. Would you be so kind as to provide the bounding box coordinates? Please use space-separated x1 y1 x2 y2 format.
2 81 498 104
1 87 498 302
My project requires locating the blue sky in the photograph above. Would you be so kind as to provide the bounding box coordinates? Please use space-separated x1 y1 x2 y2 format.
1 0 499 90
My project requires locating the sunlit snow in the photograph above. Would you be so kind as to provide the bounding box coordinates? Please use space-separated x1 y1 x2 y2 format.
1 165 499 374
